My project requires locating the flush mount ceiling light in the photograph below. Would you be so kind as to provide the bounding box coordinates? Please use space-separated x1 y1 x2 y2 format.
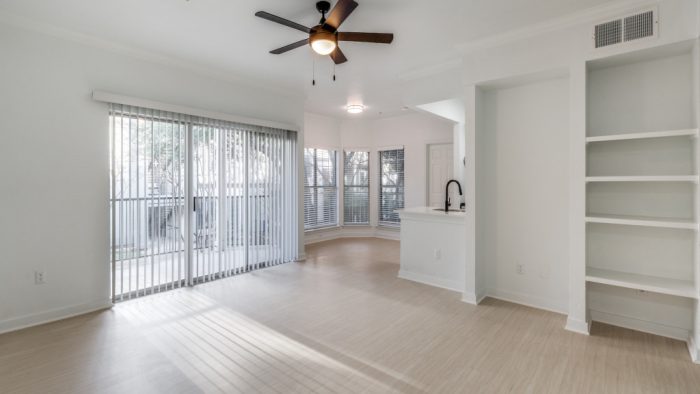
346 104 364 114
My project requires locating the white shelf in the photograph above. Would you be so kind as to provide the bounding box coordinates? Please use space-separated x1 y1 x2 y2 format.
586 267 697 299
586 128 698 143
586 176 699 183
585 214 698 230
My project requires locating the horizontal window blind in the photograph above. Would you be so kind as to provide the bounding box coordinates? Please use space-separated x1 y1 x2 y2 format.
379 148 405 225
304 148 338 229
343 151 370 225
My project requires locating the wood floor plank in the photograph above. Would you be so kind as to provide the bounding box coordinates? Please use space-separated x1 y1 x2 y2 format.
1 237 699 393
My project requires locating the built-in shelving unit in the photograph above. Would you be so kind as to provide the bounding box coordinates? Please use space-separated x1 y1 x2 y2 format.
586 176 699 183
586 128 698 143
586 267 696 299
585 214 698 230
584 39 700 359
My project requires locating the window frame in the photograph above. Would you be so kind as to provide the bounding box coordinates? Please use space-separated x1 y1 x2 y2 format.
378 147 405 226
343 150 370 225
303 147 339 230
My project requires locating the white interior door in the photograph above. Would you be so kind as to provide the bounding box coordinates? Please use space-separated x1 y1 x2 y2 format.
428 143 454 207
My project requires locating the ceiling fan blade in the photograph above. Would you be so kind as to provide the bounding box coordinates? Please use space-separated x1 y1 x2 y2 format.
322 0 358 32
255 11 311 34
329 47 348 64
270 39 309 54
337 32 394 44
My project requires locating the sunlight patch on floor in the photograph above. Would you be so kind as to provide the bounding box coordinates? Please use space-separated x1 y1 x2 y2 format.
118 289 415 394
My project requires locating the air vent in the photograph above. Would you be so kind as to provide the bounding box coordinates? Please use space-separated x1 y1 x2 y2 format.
593 9 657 49
595 19 622 48
624 10 654 41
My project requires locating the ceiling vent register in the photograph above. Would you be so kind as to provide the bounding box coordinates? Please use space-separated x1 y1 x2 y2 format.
594 9 656 49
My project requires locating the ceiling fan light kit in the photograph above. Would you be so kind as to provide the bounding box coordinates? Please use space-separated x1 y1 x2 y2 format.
310 30 337 55
255 0 394 65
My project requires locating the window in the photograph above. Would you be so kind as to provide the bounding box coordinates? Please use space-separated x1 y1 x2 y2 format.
304 148 338 229
379 148 405 225
343 151 370 225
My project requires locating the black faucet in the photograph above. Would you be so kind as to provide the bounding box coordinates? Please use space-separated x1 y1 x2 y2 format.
445 179 463 212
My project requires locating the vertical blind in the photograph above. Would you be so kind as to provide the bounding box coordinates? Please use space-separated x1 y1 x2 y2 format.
379 148 405 225
303 148 338 229
109 104 298 302
343 151 370 225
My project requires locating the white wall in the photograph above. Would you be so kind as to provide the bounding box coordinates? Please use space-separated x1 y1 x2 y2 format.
477 77 570 313
588 52 695 135
458 0 700 331
304 112 341 149
370 114 455 211
303 112 454 243
0 22 304 333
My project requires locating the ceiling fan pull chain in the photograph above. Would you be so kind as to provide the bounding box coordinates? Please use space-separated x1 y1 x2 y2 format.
333 62 336 82
312 55 316 86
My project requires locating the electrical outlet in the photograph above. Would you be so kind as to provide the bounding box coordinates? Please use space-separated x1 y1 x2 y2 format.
34 271 46 285
516 264 525 275
434 249 441 260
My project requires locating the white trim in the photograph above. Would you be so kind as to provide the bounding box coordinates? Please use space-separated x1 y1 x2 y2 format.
377 145 405 152
485 289 568 315
0 299 113 335
589 309 691 341
687 335 699 363
461 291 487 305
92 91 299 131
304 225 400 245
455 0 657 54
343 147 372 153
398 270 464 293
565 317 592 335
304 145 342 151
374 226 401 241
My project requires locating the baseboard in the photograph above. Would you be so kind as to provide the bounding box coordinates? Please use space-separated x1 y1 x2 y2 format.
461 291 486 305
373 227 401 241
304 227 343 245
304 226 400 245
565 317 591 335
0 298 113 335
485 288 567 315
687 335 699 364
589 309 690 341
398 270 463 293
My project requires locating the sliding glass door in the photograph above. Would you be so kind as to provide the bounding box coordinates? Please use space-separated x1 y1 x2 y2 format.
110 104 298 302
110 107 188 300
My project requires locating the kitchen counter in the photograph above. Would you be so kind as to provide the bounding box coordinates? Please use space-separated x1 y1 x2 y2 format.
397 206 466 292
396 206 466 220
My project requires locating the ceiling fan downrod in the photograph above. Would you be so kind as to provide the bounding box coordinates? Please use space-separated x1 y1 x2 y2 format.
316 1 331 24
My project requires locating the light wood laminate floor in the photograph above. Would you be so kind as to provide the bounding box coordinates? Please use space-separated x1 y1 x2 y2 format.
1 238 699 393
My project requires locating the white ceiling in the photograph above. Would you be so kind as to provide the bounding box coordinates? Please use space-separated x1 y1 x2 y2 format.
0 0 618 117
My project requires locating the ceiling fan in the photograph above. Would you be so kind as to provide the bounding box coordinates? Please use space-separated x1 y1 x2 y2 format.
255 0 394 64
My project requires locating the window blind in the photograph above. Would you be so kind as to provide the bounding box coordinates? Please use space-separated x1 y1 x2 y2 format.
109 104 299 302
343 151 370 225
379 148 405 225
304 148 338 229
